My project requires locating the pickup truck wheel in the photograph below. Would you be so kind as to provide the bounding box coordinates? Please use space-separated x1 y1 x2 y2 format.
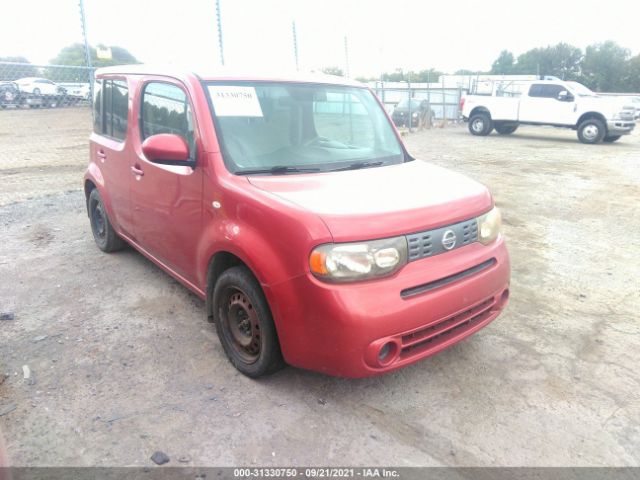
213 266 285 378
494 124 518 135
577 119 606 144
469 113 493 136
603 135 621 143
88 188 125 252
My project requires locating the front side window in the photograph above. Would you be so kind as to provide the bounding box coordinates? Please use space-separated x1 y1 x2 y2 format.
540 85 565 99
206 82 405 174
141 82 195 159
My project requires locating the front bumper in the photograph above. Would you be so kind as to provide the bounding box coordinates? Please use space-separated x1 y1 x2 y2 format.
607 120 635 135
266 237 510 377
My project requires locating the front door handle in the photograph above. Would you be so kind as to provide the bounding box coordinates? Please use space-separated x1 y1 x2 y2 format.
96 150 107 159
131 166 144 177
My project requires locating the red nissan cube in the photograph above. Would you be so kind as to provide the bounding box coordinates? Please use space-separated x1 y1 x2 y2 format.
85 65 510 378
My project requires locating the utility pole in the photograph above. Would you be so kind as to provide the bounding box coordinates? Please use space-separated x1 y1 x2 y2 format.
344 36 350 78
292 21 299 71
78 0 93 106
216 0 225 65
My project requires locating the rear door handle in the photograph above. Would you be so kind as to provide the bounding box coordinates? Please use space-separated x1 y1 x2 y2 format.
131 166 144 177
96 150 107 159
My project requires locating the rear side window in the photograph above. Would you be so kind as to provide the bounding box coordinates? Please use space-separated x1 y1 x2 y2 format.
528 84 545 97
93 78 129 141
141 82 195 159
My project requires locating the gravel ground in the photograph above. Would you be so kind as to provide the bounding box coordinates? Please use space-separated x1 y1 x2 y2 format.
0 112 639 467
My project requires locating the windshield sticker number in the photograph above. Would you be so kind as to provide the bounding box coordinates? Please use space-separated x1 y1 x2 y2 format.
208 86 263 117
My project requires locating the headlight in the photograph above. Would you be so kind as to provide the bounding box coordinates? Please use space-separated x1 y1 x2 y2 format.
309 236 408 282
412 112 418 118
476 207 502 245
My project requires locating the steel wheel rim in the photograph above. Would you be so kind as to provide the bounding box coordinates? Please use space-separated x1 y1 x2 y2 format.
472 118 484 132
90 200 106 240
222 287 261 363
583 124 599 140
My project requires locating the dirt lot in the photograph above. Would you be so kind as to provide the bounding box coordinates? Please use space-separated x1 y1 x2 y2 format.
0 108 639 467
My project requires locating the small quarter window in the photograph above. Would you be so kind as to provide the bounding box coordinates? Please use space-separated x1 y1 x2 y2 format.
93 79 102 133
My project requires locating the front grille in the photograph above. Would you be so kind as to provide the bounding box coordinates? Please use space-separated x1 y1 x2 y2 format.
400 296 495 359
406 218 478 262
620 111 635 121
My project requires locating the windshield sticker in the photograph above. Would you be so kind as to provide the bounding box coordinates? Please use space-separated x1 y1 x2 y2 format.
208 86 263 117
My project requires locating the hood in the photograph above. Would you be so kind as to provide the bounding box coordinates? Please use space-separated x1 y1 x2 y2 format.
247 160 492 241
579 95 634 114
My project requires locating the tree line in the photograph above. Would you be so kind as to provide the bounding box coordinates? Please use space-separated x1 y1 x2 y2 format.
489 41 639 92
350 41 639 93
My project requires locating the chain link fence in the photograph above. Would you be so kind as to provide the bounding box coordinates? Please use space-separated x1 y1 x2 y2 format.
372 81 464 132
0 62 94 205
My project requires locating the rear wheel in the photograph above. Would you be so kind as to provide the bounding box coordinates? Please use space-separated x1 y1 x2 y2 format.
468 112 493 136
33 88 41 95
494 123 518 135
88 188 125 252
603 135 621 143
577 118 606 144
213 266 285 378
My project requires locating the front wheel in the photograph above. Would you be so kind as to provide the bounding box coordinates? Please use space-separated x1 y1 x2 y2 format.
494 123 518 135
468 112 493 136
577 119 606 144
603 135 621 143
213 266 285 378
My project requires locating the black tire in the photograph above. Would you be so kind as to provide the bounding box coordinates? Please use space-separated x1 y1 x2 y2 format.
494 123 518 135
468 112 493 136
603 135 621 143
33 88 41 95
88 188 125 252
213 266 285 378
577 118 606 144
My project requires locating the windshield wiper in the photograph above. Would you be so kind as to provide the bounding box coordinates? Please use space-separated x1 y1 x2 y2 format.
236 165 322 175
329 161 385 172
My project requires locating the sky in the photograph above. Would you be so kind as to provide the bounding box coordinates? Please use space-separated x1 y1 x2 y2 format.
2 0 639 77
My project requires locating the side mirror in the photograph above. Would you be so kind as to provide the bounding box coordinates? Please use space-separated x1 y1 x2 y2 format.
557 90 574 102
141 134 193 166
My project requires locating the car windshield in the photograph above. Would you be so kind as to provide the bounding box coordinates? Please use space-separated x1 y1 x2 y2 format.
565 81 597 97
205 82 405 174
397 99 421 109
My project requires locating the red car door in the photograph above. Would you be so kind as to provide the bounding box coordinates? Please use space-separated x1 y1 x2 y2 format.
128 78 203 284
90 77 135 236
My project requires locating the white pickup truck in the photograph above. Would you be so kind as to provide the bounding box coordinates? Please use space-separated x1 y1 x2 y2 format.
461 79 636 144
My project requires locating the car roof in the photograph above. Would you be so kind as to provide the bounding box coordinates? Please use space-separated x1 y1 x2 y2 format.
95 64 365 88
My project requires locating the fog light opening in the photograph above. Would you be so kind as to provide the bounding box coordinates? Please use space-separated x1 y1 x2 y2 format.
378 342 398 366
499 289 510 308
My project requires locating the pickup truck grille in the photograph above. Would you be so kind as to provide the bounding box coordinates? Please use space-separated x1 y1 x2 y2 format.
619 109 635 121
406 218 478 262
